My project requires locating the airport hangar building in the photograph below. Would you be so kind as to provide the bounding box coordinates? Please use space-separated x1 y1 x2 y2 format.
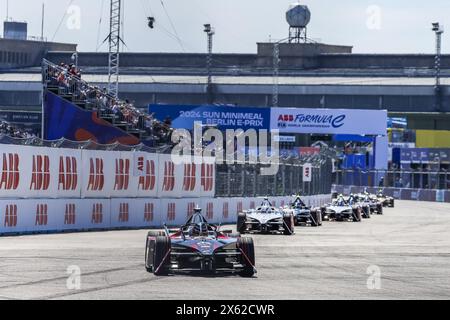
1 40 450 139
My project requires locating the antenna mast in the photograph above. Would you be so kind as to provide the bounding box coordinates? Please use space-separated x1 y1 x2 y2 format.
108 0 122 98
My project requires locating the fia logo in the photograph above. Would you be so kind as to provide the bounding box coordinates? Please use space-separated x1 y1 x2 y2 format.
30 155 50 191
91 203 103 224
0 153 20 190
162 161 175 192
87 158 104 191
59 157 78 191
119 203 129 223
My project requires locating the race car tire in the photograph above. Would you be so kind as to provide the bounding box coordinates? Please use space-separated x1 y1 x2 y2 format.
283 213 295 235
320 207 329 221
390 200 395 208
352 208 362 222
238 237 255 278
237 213 247 234
145 231 166 272
362 206 371 219
153 236 171 276
310 210 321 227
377 204 383 215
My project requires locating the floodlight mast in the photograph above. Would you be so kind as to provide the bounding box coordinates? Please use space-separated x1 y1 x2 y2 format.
432 22 444 111
108 0 122 99
204 24 215 104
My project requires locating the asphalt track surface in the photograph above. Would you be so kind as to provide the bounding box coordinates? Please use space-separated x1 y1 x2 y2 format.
0 200 449 300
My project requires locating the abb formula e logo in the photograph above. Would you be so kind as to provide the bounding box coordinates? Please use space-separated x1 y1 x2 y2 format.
4 204 18 227
137 158 156 191
59 157 78 191
183 163 196 192
144 203 154 222
91 203 103 224
162 161 175 192
187 202 196 219
30 155 50 191
222 202 229 219
277 113 346 129
87 158 105 191
119 203 129 223
201 164 214 192
205 202 214 220
64 204 76 225
35 204 48 226
167 203 176 221
114 159 130 191
0 153 20 191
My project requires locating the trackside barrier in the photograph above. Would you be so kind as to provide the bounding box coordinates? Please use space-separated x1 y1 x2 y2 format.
0 144 215 199
0 195 331 235
332 185 450 203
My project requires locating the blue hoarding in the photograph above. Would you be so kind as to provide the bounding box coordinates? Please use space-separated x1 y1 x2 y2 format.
149 104 271 131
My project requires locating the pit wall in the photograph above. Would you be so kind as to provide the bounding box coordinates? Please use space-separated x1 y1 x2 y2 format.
332 185 449 203
0 195 332 235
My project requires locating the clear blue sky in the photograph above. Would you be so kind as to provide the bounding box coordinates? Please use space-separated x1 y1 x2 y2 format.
1 0 449 54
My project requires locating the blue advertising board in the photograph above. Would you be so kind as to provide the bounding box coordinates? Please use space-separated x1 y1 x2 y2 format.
149 104 271 131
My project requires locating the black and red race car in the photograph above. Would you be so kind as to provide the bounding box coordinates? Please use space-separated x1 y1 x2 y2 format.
145 208 256 277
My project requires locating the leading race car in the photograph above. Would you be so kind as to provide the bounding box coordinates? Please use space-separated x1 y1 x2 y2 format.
282 195 322 227
237 198 295 235
320 195 362 222
145 207 256 277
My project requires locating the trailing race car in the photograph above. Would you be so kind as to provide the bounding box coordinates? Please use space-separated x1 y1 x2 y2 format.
347 194 371 219
145 207 256 277
357 192 384 215
282 195 322 227
320 195 362 222
376 190 395 208
237 198 295 235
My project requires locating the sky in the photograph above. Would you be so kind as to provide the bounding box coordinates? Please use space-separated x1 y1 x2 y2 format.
0 0 449 54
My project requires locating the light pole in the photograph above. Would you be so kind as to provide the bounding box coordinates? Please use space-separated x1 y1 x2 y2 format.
204 24 215 104
432 22 444 112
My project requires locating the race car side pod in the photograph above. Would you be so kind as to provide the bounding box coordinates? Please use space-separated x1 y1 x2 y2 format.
238 248 257 274
154 249 172 275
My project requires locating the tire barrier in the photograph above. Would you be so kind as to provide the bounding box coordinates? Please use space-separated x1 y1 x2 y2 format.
332 184 450 203
0 195 331 236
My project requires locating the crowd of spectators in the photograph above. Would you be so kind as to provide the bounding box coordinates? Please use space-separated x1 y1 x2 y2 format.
45 62 173 144
0 121 36 139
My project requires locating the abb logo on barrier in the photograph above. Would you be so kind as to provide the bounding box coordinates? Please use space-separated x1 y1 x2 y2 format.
114 159 130 191
222 202 229 219
91 203 103 224
30 155 50 191
35 204 48 226
183 163 196 192
64 204 76 225
4 204 18 227
237 202 243 214
137 157 156 191
187 202 196 219
201 164 214 192
87 158 105 191
167 203 176 221
250 201 256 210
0 153 20 191
162 161 175 192
59 157 78 191
206 202 214 220
144 203 154 222
119 203 129 223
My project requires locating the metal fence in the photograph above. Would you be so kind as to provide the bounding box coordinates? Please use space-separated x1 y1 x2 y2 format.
334 169 450 190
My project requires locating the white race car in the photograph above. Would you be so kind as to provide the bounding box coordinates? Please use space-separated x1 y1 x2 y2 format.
321 195 362 222
237 198 295 235
282 196 322 227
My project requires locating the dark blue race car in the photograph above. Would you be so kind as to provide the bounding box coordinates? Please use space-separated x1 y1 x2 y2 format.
145 207 256 277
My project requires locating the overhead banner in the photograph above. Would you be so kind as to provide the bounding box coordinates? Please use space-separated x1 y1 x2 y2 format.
271 108 387 136
149 104 271 131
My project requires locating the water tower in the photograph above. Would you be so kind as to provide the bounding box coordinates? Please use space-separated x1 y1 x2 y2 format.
286 3 311 43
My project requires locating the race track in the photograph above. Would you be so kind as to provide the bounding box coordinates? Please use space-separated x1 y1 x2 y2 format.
0 200 449 300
